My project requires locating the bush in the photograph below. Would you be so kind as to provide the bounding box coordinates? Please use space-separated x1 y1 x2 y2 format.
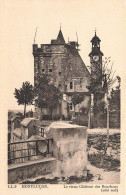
88 153 120 171
42 115 52 120
73 115 88 126
53 114 61 120
89 112 107 128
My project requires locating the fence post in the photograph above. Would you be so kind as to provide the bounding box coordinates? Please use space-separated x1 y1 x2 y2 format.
8 144 11 164
47 140 49 154
28 149 30 161
43 128 44 137
36 140 38 155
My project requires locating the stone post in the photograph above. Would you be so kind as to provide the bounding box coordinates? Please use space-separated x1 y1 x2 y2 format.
47 122 87 178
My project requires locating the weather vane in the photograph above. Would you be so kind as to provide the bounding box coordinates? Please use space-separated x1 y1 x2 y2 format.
95 28 97 35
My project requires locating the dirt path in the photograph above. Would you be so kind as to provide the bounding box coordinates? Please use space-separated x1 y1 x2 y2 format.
85 162 120 184
86 128 120 184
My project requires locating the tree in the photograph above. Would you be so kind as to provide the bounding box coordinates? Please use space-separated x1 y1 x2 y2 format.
71 92 84 113
86 76 105 128
109 76 120 112
34 76 49 119
34 76 62 120
87 57 118 166
14 81 34 117
35 90 48 120
102 59 118 155
87 57 117 128
109 76 120 128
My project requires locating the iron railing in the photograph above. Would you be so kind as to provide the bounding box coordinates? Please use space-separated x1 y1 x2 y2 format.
34 125 47 138
8 138 53 165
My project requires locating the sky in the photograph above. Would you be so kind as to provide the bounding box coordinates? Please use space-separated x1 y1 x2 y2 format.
0 0 125 111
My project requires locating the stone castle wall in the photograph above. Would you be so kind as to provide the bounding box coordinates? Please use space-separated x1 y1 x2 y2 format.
33 43 90 93
33 37 91 118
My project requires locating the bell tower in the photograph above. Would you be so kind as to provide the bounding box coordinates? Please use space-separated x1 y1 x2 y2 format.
89 31 103 89
89 31 105 128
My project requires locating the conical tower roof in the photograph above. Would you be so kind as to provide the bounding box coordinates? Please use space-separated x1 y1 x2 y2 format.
57 29 66 44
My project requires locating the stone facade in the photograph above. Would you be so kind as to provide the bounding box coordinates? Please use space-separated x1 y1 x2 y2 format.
47 122 87 178
33 29 91 119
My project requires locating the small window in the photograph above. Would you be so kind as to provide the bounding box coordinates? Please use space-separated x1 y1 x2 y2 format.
48 69 52 72
59 72 61 76
80 79 82 88
42 68 45 72
69 103 73 111
70 82 73 89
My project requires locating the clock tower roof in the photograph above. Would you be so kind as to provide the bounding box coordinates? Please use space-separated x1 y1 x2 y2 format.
91 31 101 42
89 31 103 57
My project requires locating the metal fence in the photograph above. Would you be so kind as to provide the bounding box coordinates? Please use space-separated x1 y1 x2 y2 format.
8 138 53 165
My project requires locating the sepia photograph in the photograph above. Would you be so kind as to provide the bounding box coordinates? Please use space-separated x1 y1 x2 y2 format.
0 0 125 194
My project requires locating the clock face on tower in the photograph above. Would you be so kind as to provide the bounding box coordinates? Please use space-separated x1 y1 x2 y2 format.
93 55 99 61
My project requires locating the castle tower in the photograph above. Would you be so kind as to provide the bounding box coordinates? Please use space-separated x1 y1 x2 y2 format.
89 31 103 90
32 29 91 120
89 32 105 127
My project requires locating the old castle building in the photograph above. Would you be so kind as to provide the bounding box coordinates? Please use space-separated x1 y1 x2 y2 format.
32 29 103 120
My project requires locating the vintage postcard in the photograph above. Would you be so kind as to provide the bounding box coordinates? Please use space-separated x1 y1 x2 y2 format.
0 0 125 194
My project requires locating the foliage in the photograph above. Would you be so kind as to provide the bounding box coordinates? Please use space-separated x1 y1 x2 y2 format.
80 106 89 115
94 98 106 115
86 57 118 127
87 133 120 171
14 81 34 117
88 153 120 171
87 57 120 166
86 77 103 94
109 90 120 112
71 92 84 108
109 76 120 128
109 76 120 112
87 57 117 93
73 115 88 126
34 75 62 119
